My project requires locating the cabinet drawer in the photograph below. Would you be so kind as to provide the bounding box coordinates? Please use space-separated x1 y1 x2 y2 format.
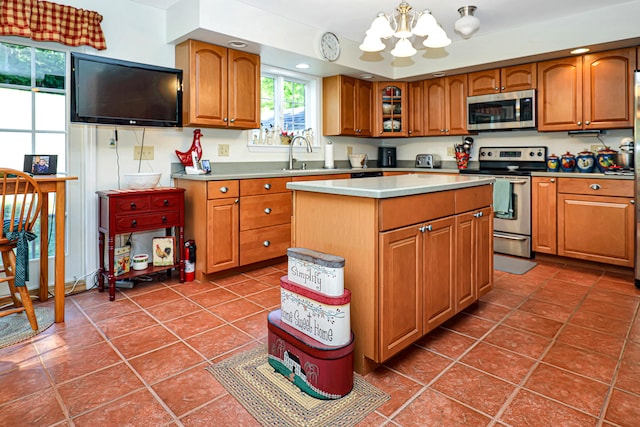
558 178 633 197
114 211 181 232
240 193 292 231
379 191 455 231
240 223 291 265
114 196 150 212
151 193 183 209
455 185 493 213
240 177 291 195
207 180 239 199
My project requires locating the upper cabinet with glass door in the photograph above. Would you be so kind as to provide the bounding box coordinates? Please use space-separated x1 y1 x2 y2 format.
374 82 408 137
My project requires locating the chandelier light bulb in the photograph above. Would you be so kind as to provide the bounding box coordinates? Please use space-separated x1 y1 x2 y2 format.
412 10 437 37
423 26 451 48
359 30 386 52
370 12 394 38
455 5 480 38
390 38 417 57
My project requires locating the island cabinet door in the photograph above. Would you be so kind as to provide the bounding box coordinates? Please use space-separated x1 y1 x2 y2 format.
206 198 239 273
379 225 423 361
422 216 456 333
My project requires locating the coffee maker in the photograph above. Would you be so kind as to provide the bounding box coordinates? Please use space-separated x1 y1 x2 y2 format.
377 147 397 167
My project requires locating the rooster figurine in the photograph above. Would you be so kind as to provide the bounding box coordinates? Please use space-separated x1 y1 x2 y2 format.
175 129 203 167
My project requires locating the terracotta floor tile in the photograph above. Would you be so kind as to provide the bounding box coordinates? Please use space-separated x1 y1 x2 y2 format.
0 342 41 374
180 394 261 427
594 277 640 297
585 288 639 309
208 298 263 322
463 300 512 322
442 313 496 338
530 287 586 308
540 278 592 296
554 265 603 286
111 324 179 359
614 360 640 394
556 324 625 359
363 366 423 416
579 298 637 323
57 363 143 416
543 342 618 383
629 319 640 343
94 310 158 340
42 341 122 384
393 388 490 427
127 342 203 385
480 288 527 308
32 323 105 355
431 363 515 415
145 297 201 321
569 310 631 338
524 364 609 416
493 278 541 296
171 281 219 296
503 310 563 338
187 287 238 308
240 266 280 279
622 341 640 363
164 309 225 339
186 324 253 360
129 287 183 308
81 299 141 323
152 363 226 417
71 388 173 427
0 363 51 404
604 388 640 426
461 342 536 384
117 280 167 297
245 287 281 309
232 310 269 340
384 346 452 385
517 298 575 323
499 389 598 426
483 325 551 359
71 289 113 309
254 271 285 287
224 278 271 296
415 328 477 359
0 387 66 426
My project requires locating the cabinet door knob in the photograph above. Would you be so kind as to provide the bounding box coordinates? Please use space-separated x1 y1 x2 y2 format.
500 86 505 91
419 226 425 233
550 178 555 183
230 118 235 123
264 208 272 214
585 121 591 125
577 121 582 126
495 87 500 91
590 183 601 190
130 202 136 209
425 224 432 232
223 117 228 122
631 200 635 205
162 216 168 223
264 183 271 190
235 199 239 203
131 219 137 227
474 212 484 218
220 186 228 193
263 240 271 247
163 199 169 206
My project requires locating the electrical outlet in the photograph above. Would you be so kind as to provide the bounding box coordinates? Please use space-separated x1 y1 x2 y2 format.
346 146 353 156
218 144 230 157
133 145 154 160
590 144 602 153
109 138 116 148
447 146 455 157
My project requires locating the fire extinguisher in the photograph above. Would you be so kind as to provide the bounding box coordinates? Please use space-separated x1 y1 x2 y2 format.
184 240 196 282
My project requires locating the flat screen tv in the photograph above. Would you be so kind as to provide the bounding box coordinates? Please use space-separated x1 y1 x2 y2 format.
70 52 183 127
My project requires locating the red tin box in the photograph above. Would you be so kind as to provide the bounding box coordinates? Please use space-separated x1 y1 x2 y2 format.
267 309 354 399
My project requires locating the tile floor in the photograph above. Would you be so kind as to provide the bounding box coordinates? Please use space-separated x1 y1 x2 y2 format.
1 258 640 426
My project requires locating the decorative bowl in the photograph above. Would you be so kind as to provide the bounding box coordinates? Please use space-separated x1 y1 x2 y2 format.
349 154 367 169
124 172 161 189
131 254 149 270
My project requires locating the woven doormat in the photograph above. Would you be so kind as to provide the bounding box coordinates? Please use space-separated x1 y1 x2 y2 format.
0 306 54 349
494 254 537 275
206 344 389 427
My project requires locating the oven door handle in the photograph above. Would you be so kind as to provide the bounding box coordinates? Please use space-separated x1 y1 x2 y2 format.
494 232 528 241
508 180 528 185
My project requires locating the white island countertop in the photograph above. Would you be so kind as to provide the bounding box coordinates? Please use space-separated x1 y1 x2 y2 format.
286 174 495 199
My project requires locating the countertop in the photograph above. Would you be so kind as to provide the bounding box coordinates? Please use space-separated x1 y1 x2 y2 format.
286 174 495 199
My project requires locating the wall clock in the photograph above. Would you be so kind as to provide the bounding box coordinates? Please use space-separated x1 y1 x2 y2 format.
320 32 340 62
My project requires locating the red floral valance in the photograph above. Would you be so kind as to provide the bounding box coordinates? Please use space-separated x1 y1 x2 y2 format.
0 0 106 50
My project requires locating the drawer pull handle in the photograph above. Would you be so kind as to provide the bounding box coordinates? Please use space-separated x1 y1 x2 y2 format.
264 183 271 190
263 240 271 247
474 212 484 218
131 220 137 227
130 202 136 209
590 184 601 190
264 208 272 214
220 186 228 193
163 199 169 206
162 216 168 223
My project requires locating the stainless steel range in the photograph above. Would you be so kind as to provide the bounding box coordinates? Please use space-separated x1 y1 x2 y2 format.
460 146 547 258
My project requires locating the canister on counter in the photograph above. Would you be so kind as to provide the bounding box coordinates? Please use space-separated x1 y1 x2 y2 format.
546 153 560 172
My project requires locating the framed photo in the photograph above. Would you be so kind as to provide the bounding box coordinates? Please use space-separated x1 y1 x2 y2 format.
24 154 57 175
201 159 211 174
152 237 175 266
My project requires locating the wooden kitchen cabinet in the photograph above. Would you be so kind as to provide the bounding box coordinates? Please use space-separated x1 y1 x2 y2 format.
424 75 469 136
537 48 634 131
322 75 372 136
175 39 260 129
407 80 425 136
374 81 408 137
532 177 558 254
467 63 537 96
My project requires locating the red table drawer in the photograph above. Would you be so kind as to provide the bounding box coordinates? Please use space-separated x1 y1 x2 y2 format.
114 210 181 232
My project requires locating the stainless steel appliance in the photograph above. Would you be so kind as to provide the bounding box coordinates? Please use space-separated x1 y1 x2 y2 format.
460 146 547 258
377 147 397 167
415 154 441 168
467 89 536 131
634 71 640 289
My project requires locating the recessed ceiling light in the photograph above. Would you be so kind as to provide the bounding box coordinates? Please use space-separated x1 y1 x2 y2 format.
570 47 590 55
228 40 248 48
296 63 310 69
360 74 373 79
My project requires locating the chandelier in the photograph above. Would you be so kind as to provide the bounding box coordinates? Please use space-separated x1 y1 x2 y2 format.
359 2 480 58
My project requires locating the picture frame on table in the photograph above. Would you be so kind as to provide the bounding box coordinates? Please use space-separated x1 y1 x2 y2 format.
152 237 175 266
24 154 58 175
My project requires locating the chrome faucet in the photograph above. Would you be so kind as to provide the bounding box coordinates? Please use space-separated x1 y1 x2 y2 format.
288 135 312 170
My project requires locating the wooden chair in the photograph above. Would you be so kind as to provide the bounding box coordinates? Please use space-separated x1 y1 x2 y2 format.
0 168 42 330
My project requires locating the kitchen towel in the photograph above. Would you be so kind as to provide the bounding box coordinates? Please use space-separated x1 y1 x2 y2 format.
493 179 513 219
324 142 334 168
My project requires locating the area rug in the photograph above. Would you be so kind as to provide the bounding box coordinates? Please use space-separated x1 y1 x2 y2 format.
0 306 54 349
207 344 389 427
494 254 537 275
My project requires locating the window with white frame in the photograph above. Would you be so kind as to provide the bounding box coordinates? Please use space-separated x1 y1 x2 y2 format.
0 40 67 258
248 65 318 147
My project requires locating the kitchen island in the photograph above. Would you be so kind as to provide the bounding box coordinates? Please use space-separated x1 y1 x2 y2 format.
287 174 495 374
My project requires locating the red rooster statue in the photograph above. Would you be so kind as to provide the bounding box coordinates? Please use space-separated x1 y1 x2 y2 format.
176 129 203 166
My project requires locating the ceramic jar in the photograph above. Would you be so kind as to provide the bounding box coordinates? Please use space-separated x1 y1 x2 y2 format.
576 150 595 173
546 154 560 172
596 146 618 172
560 152 576 172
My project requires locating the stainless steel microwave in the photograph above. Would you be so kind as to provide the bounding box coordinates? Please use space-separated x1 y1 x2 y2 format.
467 89 536 131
